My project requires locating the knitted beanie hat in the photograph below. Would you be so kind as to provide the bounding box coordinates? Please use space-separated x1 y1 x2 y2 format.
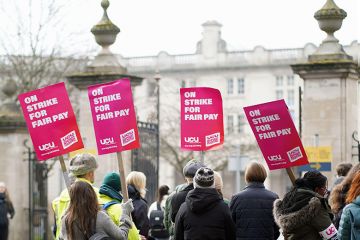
194 167 215 188
102 172 121 192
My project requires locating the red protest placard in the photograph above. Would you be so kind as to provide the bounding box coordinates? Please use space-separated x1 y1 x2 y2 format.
18 82 84 160
180 87 224 151
243 99 308 170
88 78 140 155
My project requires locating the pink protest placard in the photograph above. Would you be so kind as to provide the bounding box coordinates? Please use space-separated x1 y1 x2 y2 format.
18 82 84 161
181 87 224 151
244 99 308 170
88 78 140 155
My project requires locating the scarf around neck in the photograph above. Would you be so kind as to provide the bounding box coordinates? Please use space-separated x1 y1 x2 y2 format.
99 184 123 203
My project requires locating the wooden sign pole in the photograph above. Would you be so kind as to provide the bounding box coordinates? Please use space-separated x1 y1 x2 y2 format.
117 152 129 201
286 167 296 186
59 155 71 191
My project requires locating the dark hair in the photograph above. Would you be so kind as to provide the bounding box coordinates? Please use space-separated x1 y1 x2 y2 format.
157 185 170 203
65 181 98 240
336 163 353 177
295 170 327 191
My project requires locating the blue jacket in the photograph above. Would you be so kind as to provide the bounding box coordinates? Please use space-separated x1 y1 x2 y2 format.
229 182 279 240
339 196 360 240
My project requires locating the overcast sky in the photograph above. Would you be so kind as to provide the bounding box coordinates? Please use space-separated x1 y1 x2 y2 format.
66 0 359 57
2 0 360 57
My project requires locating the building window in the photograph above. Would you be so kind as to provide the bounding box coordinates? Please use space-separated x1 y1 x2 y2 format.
276 90 283 100
227 79 234 95
287 90 295 106
238 114 245 133
237 78 245 95
276 76 283 86
227 115 234 134
287 75 295 86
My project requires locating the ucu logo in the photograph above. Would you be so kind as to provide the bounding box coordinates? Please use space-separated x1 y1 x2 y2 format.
39 142 56 151
326 226 336 236
100 138 115 145
267 155 283 161
184 137 199 143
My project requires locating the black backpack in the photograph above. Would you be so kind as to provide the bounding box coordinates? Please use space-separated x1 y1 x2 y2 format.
149 202 169 238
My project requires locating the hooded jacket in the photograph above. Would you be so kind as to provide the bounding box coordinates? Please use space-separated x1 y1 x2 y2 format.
174 187 236 240
128 184 149 237
338 196 360 240
99 194 141 240
273 188 338 240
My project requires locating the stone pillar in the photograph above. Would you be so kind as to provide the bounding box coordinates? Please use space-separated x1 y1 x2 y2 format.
67 0 143 186
291 0 360 176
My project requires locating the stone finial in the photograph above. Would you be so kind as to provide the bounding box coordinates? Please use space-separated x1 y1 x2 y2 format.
0 79 22 119
2 79 17 99
309 0 352 62
88 0 127 74
91 0 120 53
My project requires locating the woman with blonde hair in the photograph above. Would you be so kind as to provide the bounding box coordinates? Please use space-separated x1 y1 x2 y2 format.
338 171 360 239
230 161 279 240
0 182 14 240
59 181 133 240
126 171 150 238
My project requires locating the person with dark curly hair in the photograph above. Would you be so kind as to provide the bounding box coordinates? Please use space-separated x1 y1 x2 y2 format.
274 170 338 240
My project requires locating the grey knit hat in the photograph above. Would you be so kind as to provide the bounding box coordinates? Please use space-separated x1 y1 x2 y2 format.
183 159 206 178
194 167 215 188
69 153 98 176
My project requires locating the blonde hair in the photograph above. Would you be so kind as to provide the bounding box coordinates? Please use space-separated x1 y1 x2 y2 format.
0 182 11 202
245 161 267 183
126 171 147 198
214 171 223 191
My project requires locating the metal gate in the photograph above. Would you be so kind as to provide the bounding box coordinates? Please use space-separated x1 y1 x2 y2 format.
131 121 159 203
24 140 49 240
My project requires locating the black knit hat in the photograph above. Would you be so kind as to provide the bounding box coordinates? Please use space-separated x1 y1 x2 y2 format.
194 167 215 188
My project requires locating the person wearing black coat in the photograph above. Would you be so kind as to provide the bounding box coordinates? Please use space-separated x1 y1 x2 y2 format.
229 161 279 240
127 171 150 238
170 160 205 222
174 167 236 240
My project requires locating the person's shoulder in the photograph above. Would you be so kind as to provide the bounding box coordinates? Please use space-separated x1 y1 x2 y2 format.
176 202 188 217
97 210 111 222
263 188 279 199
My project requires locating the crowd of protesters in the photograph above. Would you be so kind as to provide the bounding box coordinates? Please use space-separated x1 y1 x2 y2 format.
46 152 360 240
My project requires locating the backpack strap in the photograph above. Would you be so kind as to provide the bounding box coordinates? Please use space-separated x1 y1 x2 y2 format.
157 202 161 211
102 200 119 210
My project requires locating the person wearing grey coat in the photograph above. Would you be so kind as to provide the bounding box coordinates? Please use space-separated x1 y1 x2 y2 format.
59 211 132 240
58 181 134 240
